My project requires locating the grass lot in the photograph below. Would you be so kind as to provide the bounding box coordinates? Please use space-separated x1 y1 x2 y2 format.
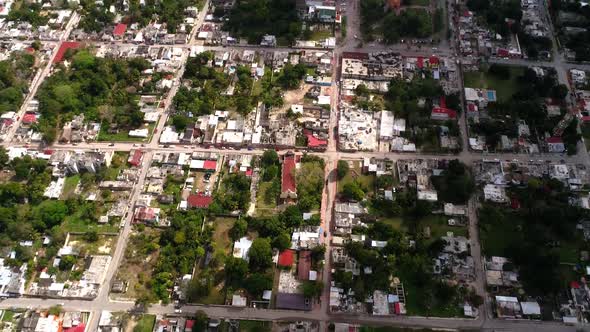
61 174 80 199
133 315 156 332
380 217 405 231
114 228 161 300
238 320 271 332
62 211 119 233
402 278 464 317
256 181 278 215
463 66 525 103
380 215 467 242
212 217 235 255
98 123 155 142
252 80 263 96
309 29 332 41
479 212 520 257
103 152 130 181
558 238 583 264
189 217 237 305
421 215 468 240
1 310 14 322
68 234 117 255
338 160 376 194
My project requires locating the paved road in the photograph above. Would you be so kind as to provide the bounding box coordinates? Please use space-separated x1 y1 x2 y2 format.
3 11 80 143
0 1 588 331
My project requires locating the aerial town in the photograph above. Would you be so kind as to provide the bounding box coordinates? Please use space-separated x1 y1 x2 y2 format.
0 0 589 331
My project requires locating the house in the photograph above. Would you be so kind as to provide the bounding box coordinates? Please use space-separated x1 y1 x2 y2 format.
280 152 297 202
127 149 143 167
275 293 311 311
546 136 565 153
483 184 508 203
431 107 457 121
233 237 253 261
186 194 213 209
520 301 541 318
133 206 160 223
495 296 522 319
185 320 195 332
113 23 127 38
278 249 295 267
189 159 217 171
53 41 81 63
22 112 38 125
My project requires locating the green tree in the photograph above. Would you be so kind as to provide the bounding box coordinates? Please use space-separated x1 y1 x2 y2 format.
248 238 273 271
225 256 249 287
337 160 349 179
301 281 324 298
48 305 63 316
193 310 208 332
172 115 189 132
83 230 99 242
0 147 7 169
272 232 291 251
229 219 248 241
59 255 76 271
261 150 279 166
243 272 273 298
341 182 365 201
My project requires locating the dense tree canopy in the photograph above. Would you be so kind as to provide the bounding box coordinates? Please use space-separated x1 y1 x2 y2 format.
36 50 150 141
224 0 302 44
0 52 35 115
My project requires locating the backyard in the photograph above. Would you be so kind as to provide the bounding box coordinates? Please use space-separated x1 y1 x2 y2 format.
112 227 161 301
463 66 525 103
189 216 238 305
67 233 117 255
338 160 376 195
131 314 156 332
98 123 156 142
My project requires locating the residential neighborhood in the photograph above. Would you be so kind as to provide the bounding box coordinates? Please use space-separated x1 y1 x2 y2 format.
0 0 589 331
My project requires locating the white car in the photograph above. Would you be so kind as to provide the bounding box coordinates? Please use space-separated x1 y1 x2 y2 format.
174 309 182 313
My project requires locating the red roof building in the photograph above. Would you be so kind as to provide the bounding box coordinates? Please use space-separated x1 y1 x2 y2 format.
128 150 143 167
546 136 563 144
341 52 369 60
497 48 509 58
416 57 424 69
278 249 295 267
429 56 439 66
22 113 37 124
113 23 127 36
187 194 213 209
134 207 160 223
203 160 217 170
53 41 81 63
305 131 327 149
64 324 86 332
280 152 297 200
185 320 195 332
298 250 312 280
431 107 457 120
